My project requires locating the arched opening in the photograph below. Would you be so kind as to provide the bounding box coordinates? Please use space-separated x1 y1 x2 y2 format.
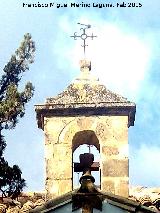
72 130 100 189
72 130 100 152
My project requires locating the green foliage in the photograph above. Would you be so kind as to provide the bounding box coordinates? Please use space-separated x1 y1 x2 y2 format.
0 157 26 199
0 33 35 200
0 33 35 129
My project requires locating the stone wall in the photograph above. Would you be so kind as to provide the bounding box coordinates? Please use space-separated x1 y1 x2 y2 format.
100 116 129 197
44 115 128 199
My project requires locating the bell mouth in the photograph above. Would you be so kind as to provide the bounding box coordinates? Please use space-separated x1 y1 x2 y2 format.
80 174 95 184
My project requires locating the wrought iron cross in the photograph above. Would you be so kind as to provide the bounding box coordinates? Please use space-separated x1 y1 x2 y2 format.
70 23 97 56
74 153 99 174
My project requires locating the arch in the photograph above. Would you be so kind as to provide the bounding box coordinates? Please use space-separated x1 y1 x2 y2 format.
58 116 103 148
72 130 100 152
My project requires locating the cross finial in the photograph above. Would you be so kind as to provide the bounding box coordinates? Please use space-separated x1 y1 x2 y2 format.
70 23 97 56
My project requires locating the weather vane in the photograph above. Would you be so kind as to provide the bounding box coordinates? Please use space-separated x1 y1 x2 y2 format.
70 23 97 56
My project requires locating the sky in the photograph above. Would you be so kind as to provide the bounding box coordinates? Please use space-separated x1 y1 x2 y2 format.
0 0 160 192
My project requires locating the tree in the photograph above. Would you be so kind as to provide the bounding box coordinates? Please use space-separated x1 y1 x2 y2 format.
0 33 35 200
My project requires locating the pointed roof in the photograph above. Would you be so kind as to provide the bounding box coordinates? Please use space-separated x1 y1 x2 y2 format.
35 60 136 129
46 60 133 105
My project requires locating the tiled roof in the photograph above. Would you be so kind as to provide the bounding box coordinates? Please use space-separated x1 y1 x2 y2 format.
129 186 160 212
30 190 157 213
1 187 160 212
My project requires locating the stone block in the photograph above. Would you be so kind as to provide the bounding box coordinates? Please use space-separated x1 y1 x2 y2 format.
46 144 72 179
102 146 119 156
102 159 128 177
59 119 79 144
95 122 108 141
52 144 72 160
116 179 129 197
45 144 53 159
46 179 72 199
77 117 94 130
49 161 72 179
101 180 115 194
111 117 128 143
58 179 72 195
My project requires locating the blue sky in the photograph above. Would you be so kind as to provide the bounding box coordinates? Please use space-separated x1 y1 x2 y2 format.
0 0 160 191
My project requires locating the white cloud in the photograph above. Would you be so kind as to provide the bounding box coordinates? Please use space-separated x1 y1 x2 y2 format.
130 144 160 187
53 16 152 101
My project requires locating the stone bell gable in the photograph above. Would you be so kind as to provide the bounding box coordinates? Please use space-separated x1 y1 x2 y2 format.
35 59 136 200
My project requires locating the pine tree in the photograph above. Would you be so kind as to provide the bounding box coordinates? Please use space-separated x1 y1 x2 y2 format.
0 33 35 200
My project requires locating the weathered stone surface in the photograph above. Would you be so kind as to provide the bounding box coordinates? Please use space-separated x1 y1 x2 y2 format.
44 132 53 145
95 122 107 141
44 117 66 134
45 144 53 160
102 159 129 177
102 146 119 156
45 76 131 105
118 144 129 158
99 116 128 146
110 116 128 130
116 179 129 197
46 151 72 179
47 161 72 179
77 117 94 130
45 179 72 199
59 118 78 144
53 144 72 158
101 180 115 194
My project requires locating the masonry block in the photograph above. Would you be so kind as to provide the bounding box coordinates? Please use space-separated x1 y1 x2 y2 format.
102 159 129 177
